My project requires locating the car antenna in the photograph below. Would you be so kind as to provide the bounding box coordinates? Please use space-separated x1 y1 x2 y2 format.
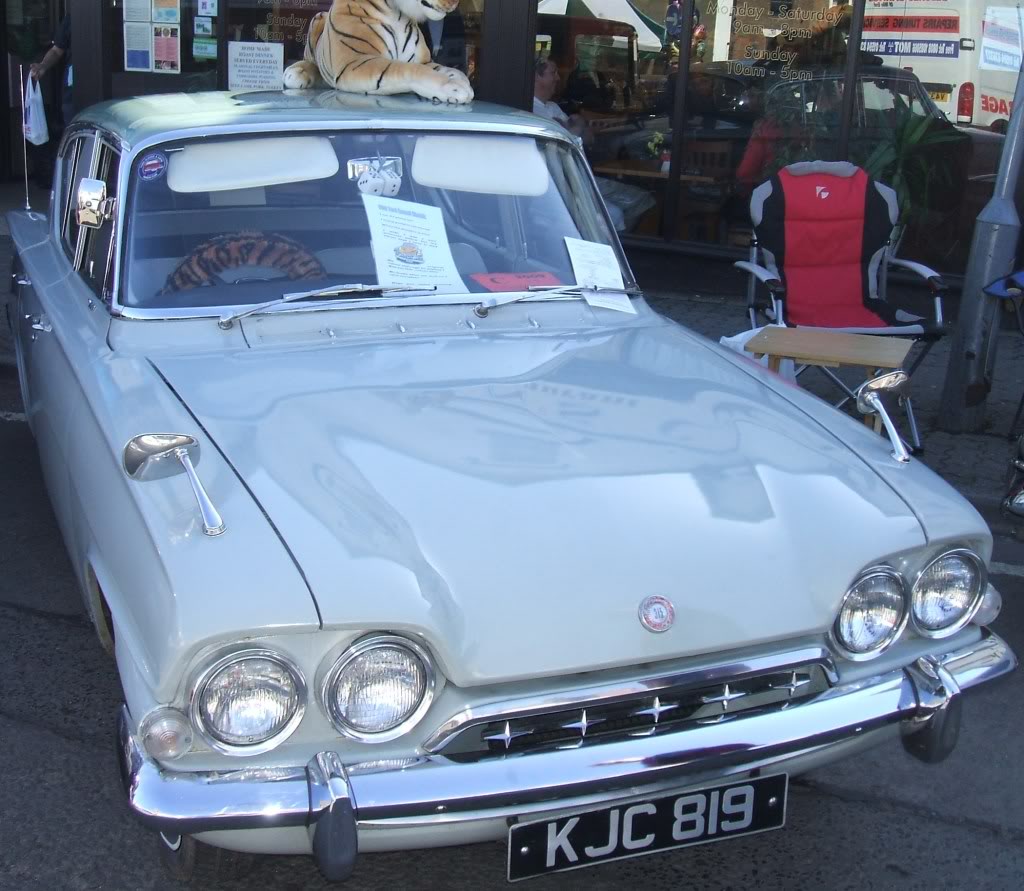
18 64 31 211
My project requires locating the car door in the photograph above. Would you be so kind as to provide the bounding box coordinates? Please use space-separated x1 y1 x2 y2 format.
12 131 101 527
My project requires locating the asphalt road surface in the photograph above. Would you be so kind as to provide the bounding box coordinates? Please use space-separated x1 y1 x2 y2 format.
2 358 1023 891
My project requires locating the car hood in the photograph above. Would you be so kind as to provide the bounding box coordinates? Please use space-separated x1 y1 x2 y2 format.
151 317 926 686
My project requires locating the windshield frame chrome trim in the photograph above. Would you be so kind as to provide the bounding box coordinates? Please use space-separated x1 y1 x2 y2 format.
108 120 614 320
111 290 592 322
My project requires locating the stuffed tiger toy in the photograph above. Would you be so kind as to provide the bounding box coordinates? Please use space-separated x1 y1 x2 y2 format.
282 0 473 105
160 231 325 294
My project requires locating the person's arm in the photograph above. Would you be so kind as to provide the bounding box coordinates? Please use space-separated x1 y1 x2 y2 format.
30 44 65 82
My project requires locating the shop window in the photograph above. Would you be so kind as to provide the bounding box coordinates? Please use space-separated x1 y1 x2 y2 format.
225 1 485 93
651 0 852 248
112 0 218 87
853 1 1022 272
534 0 676 237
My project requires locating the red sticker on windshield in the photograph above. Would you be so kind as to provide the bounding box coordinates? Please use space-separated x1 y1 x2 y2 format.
471 272 563 292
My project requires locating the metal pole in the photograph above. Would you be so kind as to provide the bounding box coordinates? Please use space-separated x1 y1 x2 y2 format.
938 63 1024 432
661 0 695 240
18 64 31 211
837 0 867 161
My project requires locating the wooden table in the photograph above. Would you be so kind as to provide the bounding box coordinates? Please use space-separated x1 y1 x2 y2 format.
744 327 913 432
744 327 912 375
592 161 717 184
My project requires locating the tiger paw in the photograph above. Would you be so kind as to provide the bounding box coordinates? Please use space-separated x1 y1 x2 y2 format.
419 66 474 105
283 60 320 90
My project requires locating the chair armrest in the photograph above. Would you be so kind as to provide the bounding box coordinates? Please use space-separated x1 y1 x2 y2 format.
888 256 947 293
734 261 785 294
889 257 947 325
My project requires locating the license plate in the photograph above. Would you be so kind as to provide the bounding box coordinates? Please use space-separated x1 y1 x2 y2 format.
507 774 787 881
929 91 951 103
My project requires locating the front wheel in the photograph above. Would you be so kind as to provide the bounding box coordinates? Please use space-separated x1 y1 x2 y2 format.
157 832 255 885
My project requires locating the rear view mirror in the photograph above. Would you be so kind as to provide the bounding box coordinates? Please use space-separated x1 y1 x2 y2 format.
77 177 114 229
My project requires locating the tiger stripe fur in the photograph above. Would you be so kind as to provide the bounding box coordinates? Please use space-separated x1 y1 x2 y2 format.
161 232 326 294
282 0 473 105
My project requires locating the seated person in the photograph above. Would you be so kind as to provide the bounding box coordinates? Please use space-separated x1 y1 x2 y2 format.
533 57 591 146
533 56 655 233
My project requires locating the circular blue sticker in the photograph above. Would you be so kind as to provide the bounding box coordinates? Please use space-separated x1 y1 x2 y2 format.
139 151 168 182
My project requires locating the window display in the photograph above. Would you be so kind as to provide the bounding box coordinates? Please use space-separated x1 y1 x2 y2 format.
111 0 218 84
534 0 674 234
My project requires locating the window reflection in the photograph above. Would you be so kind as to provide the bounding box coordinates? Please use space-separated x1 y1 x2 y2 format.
535 0 675 235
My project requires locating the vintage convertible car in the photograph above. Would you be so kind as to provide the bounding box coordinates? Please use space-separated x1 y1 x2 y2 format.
7 90 1016 884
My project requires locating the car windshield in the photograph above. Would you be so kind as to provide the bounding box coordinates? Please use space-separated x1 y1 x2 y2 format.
122 130 631 311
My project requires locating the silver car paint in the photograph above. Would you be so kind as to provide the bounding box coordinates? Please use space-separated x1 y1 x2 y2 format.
106 298 934 687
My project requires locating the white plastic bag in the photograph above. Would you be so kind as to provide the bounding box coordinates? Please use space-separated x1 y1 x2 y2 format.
23 77 49 146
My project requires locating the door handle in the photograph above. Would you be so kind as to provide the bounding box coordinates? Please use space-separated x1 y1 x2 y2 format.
14 275 31 287
25 314 52 333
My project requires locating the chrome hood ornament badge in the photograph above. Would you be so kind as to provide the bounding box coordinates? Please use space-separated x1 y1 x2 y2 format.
639 595 675 633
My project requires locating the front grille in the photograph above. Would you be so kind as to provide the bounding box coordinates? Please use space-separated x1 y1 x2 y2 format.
439 666 831 761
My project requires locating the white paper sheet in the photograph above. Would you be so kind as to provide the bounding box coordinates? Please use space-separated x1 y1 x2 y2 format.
563 237 634 313
124 22 153 72
564 237 625 290
362 196 468 294
198 0 218 14
124 0 151 22
228 41 284 90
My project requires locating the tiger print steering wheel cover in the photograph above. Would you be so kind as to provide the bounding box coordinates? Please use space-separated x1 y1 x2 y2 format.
161 231 326 294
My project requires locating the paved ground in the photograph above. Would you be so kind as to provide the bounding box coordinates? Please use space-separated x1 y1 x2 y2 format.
3 185 1024 889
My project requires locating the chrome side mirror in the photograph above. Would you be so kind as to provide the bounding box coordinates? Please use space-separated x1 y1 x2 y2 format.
856 371 911 464
123 434 225 536
76 177 115 229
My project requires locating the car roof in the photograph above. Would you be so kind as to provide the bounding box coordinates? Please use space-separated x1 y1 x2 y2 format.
75 90 566 150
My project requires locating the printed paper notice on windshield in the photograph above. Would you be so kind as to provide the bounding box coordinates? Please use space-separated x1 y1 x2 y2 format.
563 237 634 313
362 196 468 293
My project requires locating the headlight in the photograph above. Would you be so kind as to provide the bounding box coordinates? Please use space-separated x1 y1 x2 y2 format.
911 549 986 638
192 650 305 755
832 567 908 660
323 635 435 742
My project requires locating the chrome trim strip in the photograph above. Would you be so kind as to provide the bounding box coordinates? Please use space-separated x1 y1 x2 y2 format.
938 630 1016 690
118 632 1015 836
107 121 578 320
421 645 838 754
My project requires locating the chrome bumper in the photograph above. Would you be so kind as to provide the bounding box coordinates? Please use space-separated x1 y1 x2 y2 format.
119 631 1015 880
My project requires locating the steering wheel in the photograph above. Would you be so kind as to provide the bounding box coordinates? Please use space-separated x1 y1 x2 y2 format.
161 231 326 294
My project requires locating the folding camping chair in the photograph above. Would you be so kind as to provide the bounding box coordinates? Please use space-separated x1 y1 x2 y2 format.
735 160 948 452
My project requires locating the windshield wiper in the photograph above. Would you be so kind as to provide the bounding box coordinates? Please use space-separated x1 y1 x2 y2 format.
217 283 438 329
473 284 641 318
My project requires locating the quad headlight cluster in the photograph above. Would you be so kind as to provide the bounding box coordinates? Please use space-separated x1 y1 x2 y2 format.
147 634 436 761
831 549 987 660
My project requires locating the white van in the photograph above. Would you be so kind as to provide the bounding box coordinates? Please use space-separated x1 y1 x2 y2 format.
861 1 1022 131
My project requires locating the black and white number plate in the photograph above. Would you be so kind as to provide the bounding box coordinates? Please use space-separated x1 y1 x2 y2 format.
507 774 787 881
